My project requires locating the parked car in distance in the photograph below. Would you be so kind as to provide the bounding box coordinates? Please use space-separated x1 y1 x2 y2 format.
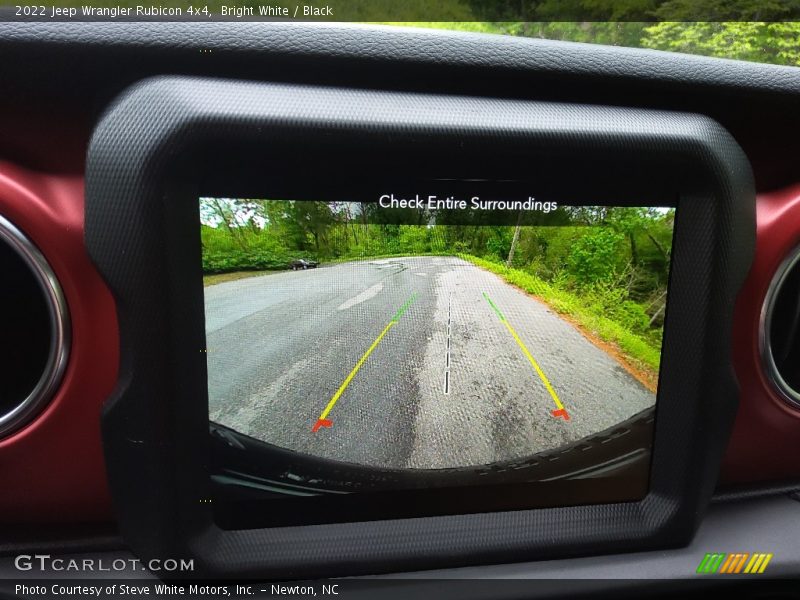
290 258 318 270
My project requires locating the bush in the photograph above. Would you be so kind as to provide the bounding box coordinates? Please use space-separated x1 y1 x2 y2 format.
486 229 512 260
202 249 292 273
398 225 430 254
567 228 625 287
201 224 293 273
582 282 650 335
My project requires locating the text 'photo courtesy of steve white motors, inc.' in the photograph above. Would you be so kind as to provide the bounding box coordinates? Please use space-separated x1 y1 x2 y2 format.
12 580 342 599
7 556 346 598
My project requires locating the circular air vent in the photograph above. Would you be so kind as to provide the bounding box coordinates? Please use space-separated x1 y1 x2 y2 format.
762 245 800 409
0 214 70 438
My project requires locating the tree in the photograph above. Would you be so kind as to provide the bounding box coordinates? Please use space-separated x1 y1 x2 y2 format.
410 1 800 69
506 211 523 266
652 0 800 21
642 21 800 65
567 228 626 287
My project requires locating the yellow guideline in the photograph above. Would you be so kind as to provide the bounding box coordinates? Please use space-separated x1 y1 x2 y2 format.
318 321 395 423
483 291 567 417
312 292 417 432
501 319 565 412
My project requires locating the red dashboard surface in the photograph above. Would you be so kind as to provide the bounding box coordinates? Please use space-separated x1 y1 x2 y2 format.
0 161 117 525
724 185 800 483
0 132 798 526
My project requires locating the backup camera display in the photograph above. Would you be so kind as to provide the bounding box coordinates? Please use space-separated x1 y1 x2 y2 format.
201 193 674 490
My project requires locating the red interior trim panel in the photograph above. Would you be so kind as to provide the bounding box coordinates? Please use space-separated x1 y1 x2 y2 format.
724 184 800 484
0 162 116 525
3 166 800 522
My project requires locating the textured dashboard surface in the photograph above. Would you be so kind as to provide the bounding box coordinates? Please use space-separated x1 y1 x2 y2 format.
83 73 753 576
1 22 799 192
0 20 794 543
2 493 799 593
0 21 800 95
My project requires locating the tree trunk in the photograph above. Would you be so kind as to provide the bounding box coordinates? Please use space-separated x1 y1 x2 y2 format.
649 301 666 327
347 205 359 245
506 211 523 267
647 232 669 261
629 231 638 265
212 198 247 250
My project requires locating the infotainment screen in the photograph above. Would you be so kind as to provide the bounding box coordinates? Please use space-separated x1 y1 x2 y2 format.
201 189 675 525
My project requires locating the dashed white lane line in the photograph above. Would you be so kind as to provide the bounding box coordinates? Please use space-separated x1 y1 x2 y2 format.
444 292 452 395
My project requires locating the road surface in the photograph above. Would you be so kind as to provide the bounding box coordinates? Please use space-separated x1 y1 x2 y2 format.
205 256 655 469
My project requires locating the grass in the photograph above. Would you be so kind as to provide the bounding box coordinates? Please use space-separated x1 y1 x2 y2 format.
203 270 277 287
458 254 662 378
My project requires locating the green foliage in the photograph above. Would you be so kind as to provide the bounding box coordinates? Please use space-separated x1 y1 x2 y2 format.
398 225 430 254
567 228 625 286
652 0 800 20
465 0 658 21
395 3 800 69
504 22 651 46
486 228 512 259
38 0 800 69
333 0 475 20
462 0 800 22
201 224 293 273
459 254 662 372
582 281 650 335
200 199 672 376
642 22 800 65
429 226 449 252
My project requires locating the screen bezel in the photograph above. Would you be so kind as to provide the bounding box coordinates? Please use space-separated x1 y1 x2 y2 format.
86 77 755 578
199 186 671 529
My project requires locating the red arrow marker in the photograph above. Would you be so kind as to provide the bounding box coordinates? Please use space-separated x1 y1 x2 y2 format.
551 408 570 421
312 418 333 432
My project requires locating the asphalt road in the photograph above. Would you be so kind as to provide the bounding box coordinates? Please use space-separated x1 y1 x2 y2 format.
205 256 655 469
